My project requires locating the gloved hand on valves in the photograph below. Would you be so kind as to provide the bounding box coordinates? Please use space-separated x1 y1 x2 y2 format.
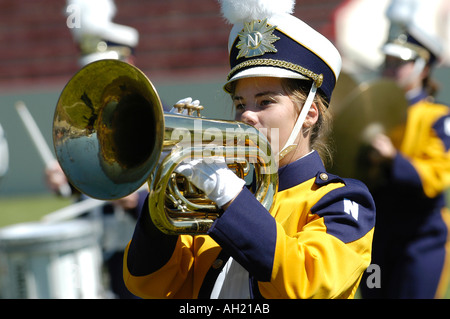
170 97 201 115
175 157 246 208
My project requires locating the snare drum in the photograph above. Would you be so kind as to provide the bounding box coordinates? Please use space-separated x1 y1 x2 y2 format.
0 219 103 299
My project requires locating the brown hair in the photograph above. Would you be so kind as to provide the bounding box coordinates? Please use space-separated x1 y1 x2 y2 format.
423 75 440 97
280 79 334 168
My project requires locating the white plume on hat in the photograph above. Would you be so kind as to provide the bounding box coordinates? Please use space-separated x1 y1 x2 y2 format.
218 0 295 24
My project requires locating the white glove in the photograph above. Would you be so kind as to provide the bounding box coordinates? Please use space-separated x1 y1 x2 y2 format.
170 97 200 115
175 157 245 208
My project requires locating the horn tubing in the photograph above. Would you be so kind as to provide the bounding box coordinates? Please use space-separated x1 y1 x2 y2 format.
53 59 278 235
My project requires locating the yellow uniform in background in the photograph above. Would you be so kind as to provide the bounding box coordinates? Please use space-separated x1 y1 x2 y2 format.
361 92 450 299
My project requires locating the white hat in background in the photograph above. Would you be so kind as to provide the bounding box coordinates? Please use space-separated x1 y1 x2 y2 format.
384 0 444 65
65 0 139 66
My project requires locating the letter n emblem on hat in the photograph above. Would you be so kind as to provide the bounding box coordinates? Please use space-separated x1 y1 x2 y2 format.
236 18 280 59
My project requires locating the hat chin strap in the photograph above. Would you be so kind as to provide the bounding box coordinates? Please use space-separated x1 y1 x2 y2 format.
399 57 426 89
277 82 317 161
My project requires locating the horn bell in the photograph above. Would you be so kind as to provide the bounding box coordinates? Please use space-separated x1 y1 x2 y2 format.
53 59 164 199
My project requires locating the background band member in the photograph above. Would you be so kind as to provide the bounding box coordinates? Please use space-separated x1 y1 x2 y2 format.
45 0 143 299
360 0 450 299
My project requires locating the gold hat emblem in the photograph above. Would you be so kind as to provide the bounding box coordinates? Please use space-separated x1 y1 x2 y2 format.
236 18 280 59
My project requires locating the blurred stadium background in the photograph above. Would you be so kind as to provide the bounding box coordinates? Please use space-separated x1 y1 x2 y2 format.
0 0 450 298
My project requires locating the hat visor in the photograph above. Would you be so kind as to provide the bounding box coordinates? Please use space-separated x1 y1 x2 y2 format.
382 43 418 61
223 66 309 93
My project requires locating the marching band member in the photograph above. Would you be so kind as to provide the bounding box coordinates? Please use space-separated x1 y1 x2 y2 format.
360 0 450 299
124 0 375 299
65 0 138 67
45 0 143 299
48 0 139 195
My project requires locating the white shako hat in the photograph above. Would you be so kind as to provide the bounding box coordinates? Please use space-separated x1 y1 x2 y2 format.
219 0 342 159
65 0 139 66
220 0 342 103
383 0 443 66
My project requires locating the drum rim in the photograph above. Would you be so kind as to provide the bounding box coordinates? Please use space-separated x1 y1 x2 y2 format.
0 219 101 251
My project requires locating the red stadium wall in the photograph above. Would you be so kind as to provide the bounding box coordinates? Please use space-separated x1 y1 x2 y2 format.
0 0 343 90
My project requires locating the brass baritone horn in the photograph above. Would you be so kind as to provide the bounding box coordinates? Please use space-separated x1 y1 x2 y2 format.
53 59 278 235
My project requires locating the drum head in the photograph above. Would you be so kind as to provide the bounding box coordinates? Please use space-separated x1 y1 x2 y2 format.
0 220 100 253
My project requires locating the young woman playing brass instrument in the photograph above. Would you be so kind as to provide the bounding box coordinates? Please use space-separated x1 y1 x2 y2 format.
124 0 375 299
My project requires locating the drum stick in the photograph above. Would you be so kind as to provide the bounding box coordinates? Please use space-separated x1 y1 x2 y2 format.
15 101 72 197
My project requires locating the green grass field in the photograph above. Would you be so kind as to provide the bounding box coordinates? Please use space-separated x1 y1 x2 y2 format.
0 194 72 228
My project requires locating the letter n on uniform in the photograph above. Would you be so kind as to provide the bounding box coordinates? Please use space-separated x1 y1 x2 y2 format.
343 199 359 221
